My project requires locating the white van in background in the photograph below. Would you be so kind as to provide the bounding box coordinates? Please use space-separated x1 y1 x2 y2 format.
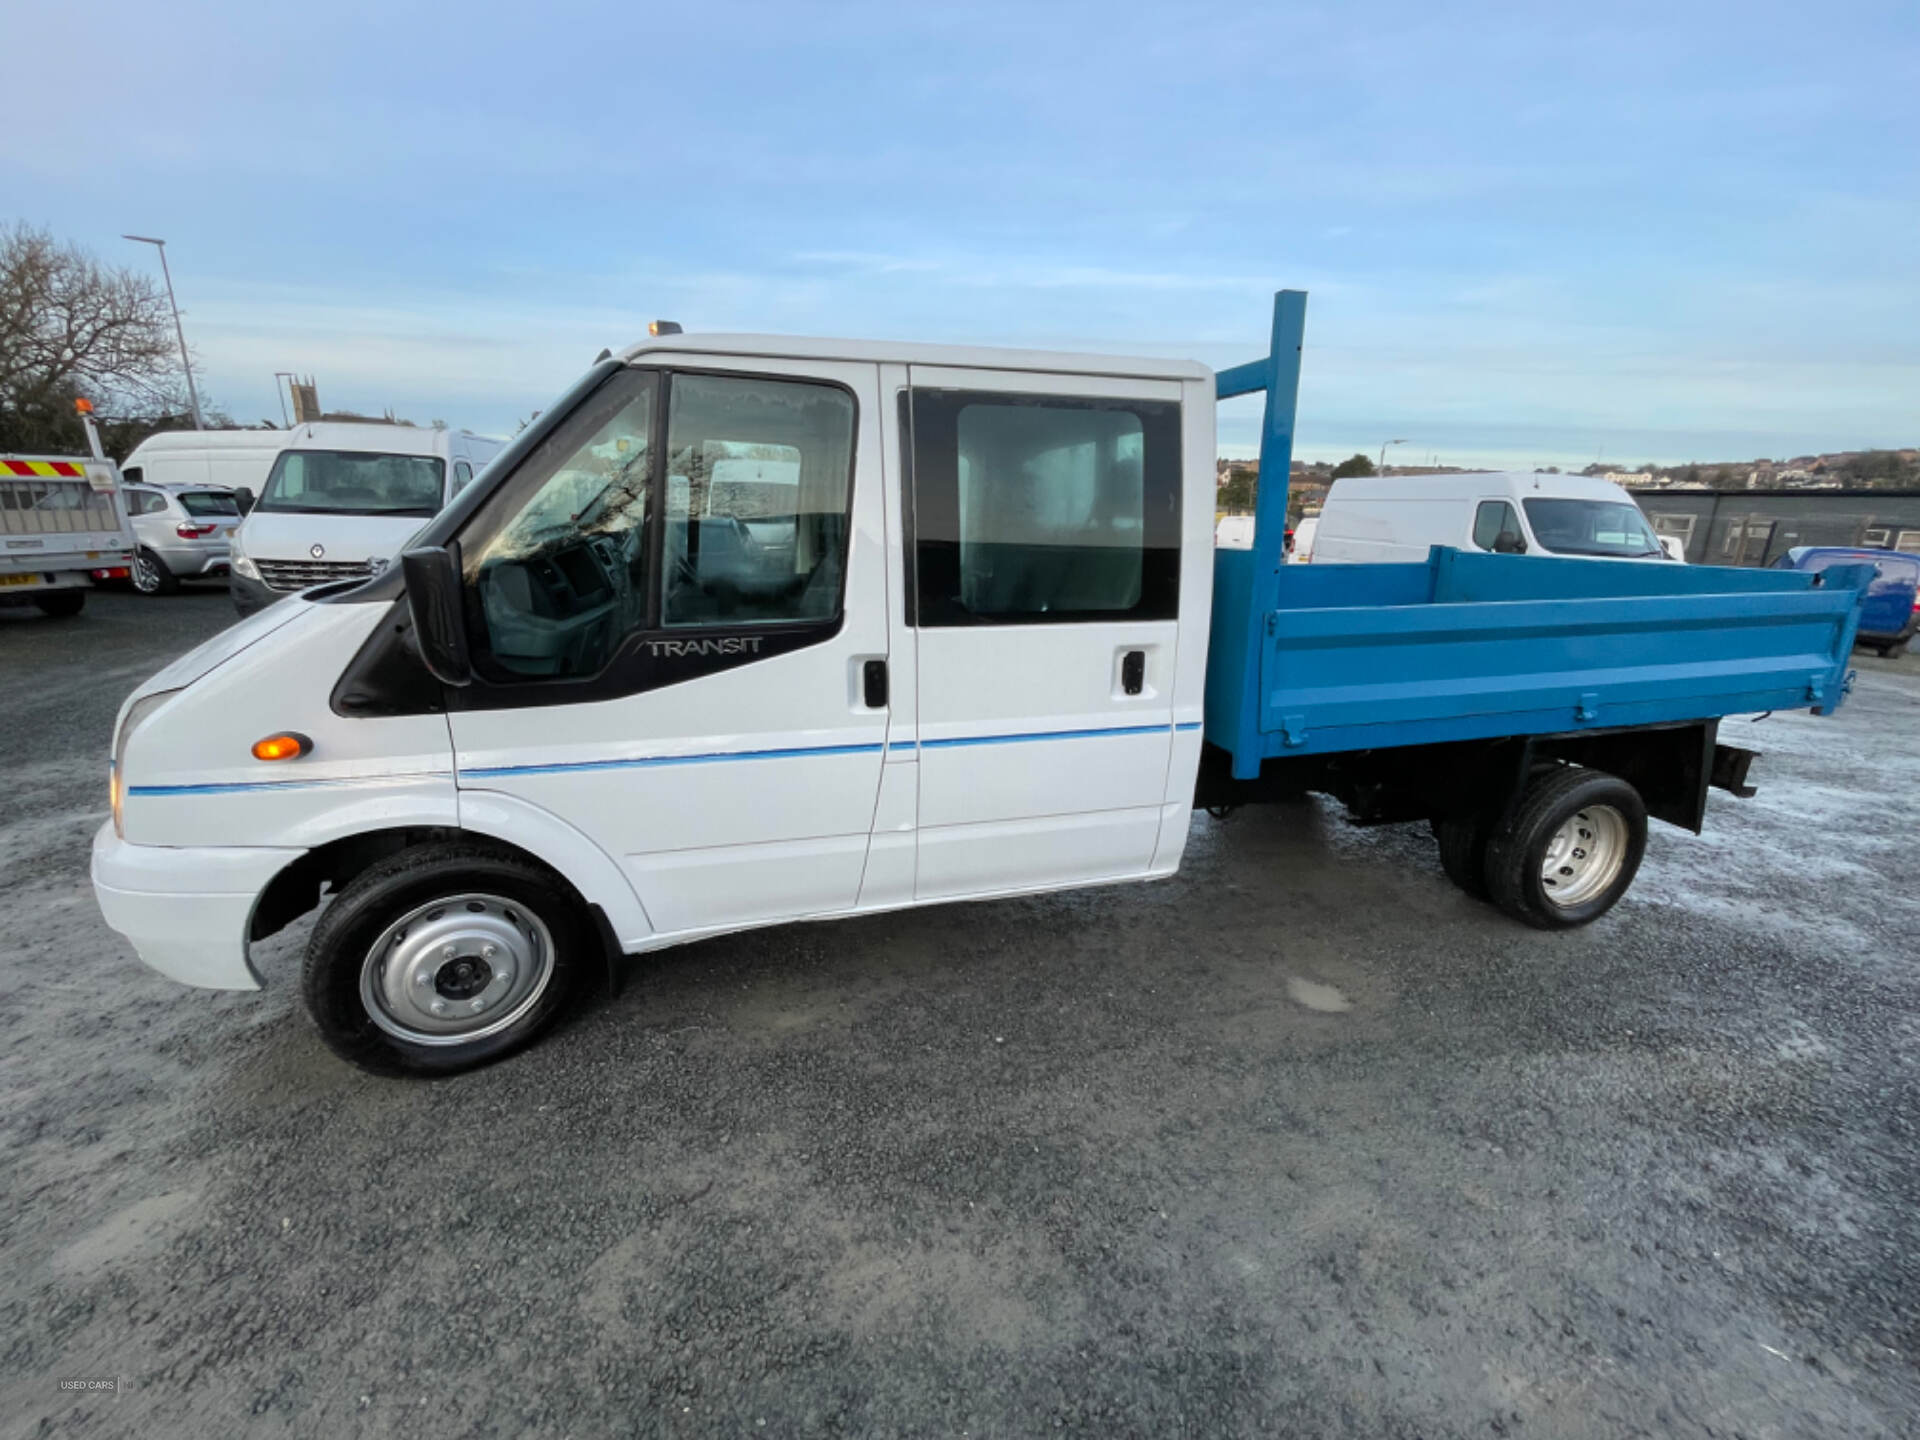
121 429 296 496
229 423 504 615
1310 472 1672 565
1288 514 1319 563
1214 515 1254 548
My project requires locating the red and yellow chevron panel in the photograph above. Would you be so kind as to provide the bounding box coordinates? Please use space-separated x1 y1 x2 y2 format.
2 460 87 478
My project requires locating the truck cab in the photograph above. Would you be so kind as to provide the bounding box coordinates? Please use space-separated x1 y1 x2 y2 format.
94 336 1216 1073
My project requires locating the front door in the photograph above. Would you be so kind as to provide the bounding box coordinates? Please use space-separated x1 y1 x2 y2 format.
446 357 890 939
902 366 1183 899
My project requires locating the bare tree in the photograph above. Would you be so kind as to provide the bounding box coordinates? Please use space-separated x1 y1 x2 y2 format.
0 224 197 454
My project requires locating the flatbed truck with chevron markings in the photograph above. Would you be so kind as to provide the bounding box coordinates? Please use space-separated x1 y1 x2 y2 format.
2 404 136 617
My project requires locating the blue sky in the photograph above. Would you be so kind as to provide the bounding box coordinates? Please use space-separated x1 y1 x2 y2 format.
8 0 1916 466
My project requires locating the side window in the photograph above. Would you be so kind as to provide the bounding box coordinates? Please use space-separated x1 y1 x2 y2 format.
1651 513 1696 546
466 371 657 679
909 389 1180 625
660 373 856 628
452 460 474 494
1472 500 1525 552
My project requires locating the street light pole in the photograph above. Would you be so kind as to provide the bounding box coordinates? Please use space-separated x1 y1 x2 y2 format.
123 235 205 430
1379 437 1408 472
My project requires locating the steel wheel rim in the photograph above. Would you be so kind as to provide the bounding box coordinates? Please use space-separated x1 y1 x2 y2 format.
359 892 555 1046
131 553 161 593
1540 804 1629 908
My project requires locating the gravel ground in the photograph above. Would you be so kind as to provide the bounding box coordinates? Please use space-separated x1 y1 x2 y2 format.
2 587 1917 1439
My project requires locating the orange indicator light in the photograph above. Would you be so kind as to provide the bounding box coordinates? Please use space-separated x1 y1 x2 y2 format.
251 732 312 762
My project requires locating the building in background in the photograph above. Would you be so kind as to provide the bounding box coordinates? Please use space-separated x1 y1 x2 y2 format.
1636 489 1920 566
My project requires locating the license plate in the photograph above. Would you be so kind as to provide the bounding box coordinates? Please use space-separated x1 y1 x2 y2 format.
0 573 40 587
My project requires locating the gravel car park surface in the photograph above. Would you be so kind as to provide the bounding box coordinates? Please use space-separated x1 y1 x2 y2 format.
3 589 1917 1439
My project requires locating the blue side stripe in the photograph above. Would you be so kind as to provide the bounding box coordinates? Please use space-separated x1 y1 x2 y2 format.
464 741 884 779
918 723 1170 751
130 771 452 797
129 723 1200 795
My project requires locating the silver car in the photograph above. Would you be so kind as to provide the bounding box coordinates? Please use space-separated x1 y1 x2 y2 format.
122 483 242 595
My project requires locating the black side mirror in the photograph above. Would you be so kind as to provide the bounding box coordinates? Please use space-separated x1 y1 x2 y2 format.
401 545 472 686
233 486 255 515
1494 532 1528 554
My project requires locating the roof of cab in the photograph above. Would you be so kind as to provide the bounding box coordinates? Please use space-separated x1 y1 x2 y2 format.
615 331 1213 383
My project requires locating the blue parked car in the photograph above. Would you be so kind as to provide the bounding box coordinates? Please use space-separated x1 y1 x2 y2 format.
1772 547 1920 657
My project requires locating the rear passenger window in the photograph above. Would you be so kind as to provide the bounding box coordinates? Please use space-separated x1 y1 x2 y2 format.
1473 500 1525 552
909 390 1180 625
453 460 474 494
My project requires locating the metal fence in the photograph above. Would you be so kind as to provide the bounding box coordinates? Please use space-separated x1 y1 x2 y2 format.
1635 489 1920 567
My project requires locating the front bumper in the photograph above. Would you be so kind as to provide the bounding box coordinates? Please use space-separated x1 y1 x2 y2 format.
91 822 305 990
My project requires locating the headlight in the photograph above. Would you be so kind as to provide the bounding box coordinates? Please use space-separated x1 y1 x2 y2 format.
112 688 182 837
229 530 260 581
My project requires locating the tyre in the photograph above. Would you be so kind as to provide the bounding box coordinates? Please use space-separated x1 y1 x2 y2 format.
130 547 179 596
301 841 590 1076
1435 814 1492 900
32 591 85 618
1483 767 1647 930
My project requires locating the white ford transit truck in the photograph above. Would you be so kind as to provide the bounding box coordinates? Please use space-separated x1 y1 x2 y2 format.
91 295 1873 1075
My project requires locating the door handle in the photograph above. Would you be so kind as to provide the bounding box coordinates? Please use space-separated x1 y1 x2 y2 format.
862 658 889 709
1121 650 1145 696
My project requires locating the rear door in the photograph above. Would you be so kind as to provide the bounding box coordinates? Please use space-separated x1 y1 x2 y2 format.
447 358 890 940
903 367 1183 899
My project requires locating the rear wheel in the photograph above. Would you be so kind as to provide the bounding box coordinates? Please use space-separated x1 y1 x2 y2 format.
301 841 590 1075
32 591 84 618
130 547 179 595
1434 814 1493 899
1484 767 1647 929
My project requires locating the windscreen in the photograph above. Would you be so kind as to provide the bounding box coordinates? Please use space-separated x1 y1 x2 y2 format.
257 450 446 516
1522 498 1664 558
178 491 241 517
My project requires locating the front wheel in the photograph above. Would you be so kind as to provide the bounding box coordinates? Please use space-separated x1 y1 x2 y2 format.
1484 767 1647 929
301 841 590 1075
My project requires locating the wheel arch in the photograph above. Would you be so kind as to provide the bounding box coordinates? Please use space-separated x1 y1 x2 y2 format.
248 795 653 953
